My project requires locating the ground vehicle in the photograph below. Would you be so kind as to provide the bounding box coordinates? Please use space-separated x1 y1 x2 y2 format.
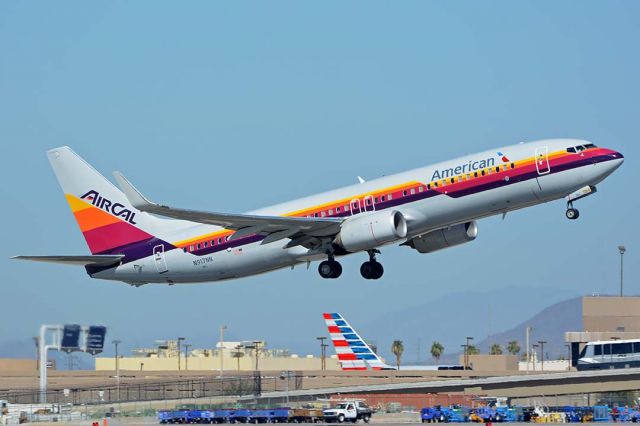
323 401 372 423
421 407 448 423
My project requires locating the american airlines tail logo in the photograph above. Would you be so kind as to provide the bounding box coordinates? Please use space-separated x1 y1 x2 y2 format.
80 190 137 224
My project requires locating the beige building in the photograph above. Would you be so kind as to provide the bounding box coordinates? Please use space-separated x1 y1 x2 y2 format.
95 340 341 371
458 354 518 372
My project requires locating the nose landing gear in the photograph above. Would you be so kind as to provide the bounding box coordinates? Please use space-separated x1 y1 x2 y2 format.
566 203 580 220
360 250 384 280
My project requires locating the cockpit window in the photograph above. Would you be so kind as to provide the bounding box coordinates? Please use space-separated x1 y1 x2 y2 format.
567 143 597 154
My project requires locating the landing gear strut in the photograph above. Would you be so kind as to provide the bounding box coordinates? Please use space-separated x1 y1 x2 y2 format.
318 254 342 279
566 201 580 220
360 250 384 280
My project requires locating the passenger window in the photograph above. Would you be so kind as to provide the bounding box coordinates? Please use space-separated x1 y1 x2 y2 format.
374 197 378 203
388 194 393 200
328 209 333 215
314 213 319 217
189 245 194 251
418 186 423 192
336 206 341 212
410 188 415 195
481 170 485 176
467 173 471 180
203 241 208 248
183 247 187 253
495 167 500 173
365 198 371 206
502 165 507 171
218 238 222 244
321 211 326 217
403 190 407 196
441 180 446 186
345 205 350 211
510 163 515 169
434 182 438 188
427 184 431 190
594 345 602 356
450 178 454 184
604 344 612 355
196 243 201 250
634 342 640 353
474 172 478 178
380 195 385 202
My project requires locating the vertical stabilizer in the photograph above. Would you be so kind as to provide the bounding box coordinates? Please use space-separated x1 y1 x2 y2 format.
322 313 390 370
46 147 164 255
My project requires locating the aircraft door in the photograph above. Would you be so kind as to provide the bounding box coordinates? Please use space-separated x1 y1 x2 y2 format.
153 244 168 274
535 146 550 175
350 199 362 215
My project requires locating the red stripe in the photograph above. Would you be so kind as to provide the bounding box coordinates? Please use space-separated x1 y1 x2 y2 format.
328 326 340 333
323 313 333 319
83 221 152 254
342 367 367 371
333 340 349 347
338 353 357 360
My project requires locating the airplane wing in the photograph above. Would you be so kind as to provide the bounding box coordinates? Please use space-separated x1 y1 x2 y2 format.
12 255 124 266
113 172 343 246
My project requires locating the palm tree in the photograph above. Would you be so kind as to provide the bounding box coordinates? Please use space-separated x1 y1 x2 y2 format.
467 344 480 355
490 343 503 355
507 340 521 355
231 345 244 371
430 341 444 362
391 340 404 369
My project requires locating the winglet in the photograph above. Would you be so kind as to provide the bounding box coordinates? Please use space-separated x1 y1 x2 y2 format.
112 171 155 210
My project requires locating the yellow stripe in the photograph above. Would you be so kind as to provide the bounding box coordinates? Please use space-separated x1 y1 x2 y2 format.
65 194 92 212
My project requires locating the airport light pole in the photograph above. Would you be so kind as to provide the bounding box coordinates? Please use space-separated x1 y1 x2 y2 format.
184 344 191 371
219 325 227 397
618 245 626 297
253 341 261 371
532 344 539 372
177 337 185 371
112 340 121 401
565 344 571 371
316 337 327 370
525 326 532 373
465 337 474 370
538 340 547 371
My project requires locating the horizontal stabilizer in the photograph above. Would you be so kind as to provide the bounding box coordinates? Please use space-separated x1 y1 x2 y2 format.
11 255 124 266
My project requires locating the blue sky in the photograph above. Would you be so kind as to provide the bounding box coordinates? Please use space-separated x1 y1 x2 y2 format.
1 1 638 363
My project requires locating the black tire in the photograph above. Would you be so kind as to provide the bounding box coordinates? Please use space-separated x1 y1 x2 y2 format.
566 208 579 220
330 260 342 278
371 261 384 279
362 415 370 424
338 414 345 423
360 261 374 279
318 261 334 278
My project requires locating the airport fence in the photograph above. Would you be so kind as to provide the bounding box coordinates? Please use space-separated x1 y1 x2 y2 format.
0 373 303 406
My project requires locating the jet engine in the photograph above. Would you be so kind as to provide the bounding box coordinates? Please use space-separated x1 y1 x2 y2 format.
405 221 478 253
335 210 408 253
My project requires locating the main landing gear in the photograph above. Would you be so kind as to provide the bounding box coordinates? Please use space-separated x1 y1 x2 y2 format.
566 201 580 220
318 255 342 279
360 250 384 280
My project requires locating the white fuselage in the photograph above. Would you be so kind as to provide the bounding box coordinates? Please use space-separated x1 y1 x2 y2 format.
91 138 623 284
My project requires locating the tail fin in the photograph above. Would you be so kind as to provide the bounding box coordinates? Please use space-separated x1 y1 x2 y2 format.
322 312 390 370
47 147 162 255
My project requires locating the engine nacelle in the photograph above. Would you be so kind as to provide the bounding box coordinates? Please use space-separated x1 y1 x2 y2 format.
406 221 478 254
335 210 408 253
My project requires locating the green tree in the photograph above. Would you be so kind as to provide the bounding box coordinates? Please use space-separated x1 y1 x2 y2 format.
391 340 404 369
430 341 444 362
467 344 480 355
490 343 503 355
507 340 521 355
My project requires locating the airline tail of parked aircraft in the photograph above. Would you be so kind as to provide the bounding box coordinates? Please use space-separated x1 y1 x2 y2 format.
322 312 392 370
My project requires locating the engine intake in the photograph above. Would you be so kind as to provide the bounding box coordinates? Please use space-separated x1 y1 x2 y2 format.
335 210 407 253
406 221 478 253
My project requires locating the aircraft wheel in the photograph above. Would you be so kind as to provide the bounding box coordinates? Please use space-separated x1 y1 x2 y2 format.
319 260 342 279
566 207 580 220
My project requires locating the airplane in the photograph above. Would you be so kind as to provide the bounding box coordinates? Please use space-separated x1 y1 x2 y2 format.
323 312 457 371
13 139 623 285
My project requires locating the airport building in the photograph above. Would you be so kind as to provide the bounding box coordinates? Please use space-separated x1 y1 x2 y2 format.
95 339 341 371
566 295 640 366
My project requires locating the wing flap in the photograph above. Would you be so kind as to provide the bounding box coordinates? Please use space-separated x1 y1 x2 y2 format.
12 255 124 266
112 171 342 238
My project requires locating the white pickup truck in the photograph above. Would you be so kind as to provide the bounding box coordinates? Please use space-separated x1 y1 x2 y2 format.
323 401 372 423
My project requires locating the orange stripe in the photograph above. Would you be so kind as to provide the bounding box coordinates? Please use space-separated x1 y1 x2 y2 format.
74 206 121 232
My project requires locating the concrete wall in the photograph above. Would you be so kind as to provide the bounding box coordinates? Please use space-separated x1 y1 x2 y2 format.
95 354 340 371
457 354 518 372
0 359 37 372
583 296 640 332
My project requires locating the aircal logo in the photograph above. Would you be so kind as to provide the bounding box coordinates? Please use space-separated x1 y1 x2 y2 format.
431 156 497 181
80 190 137 224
